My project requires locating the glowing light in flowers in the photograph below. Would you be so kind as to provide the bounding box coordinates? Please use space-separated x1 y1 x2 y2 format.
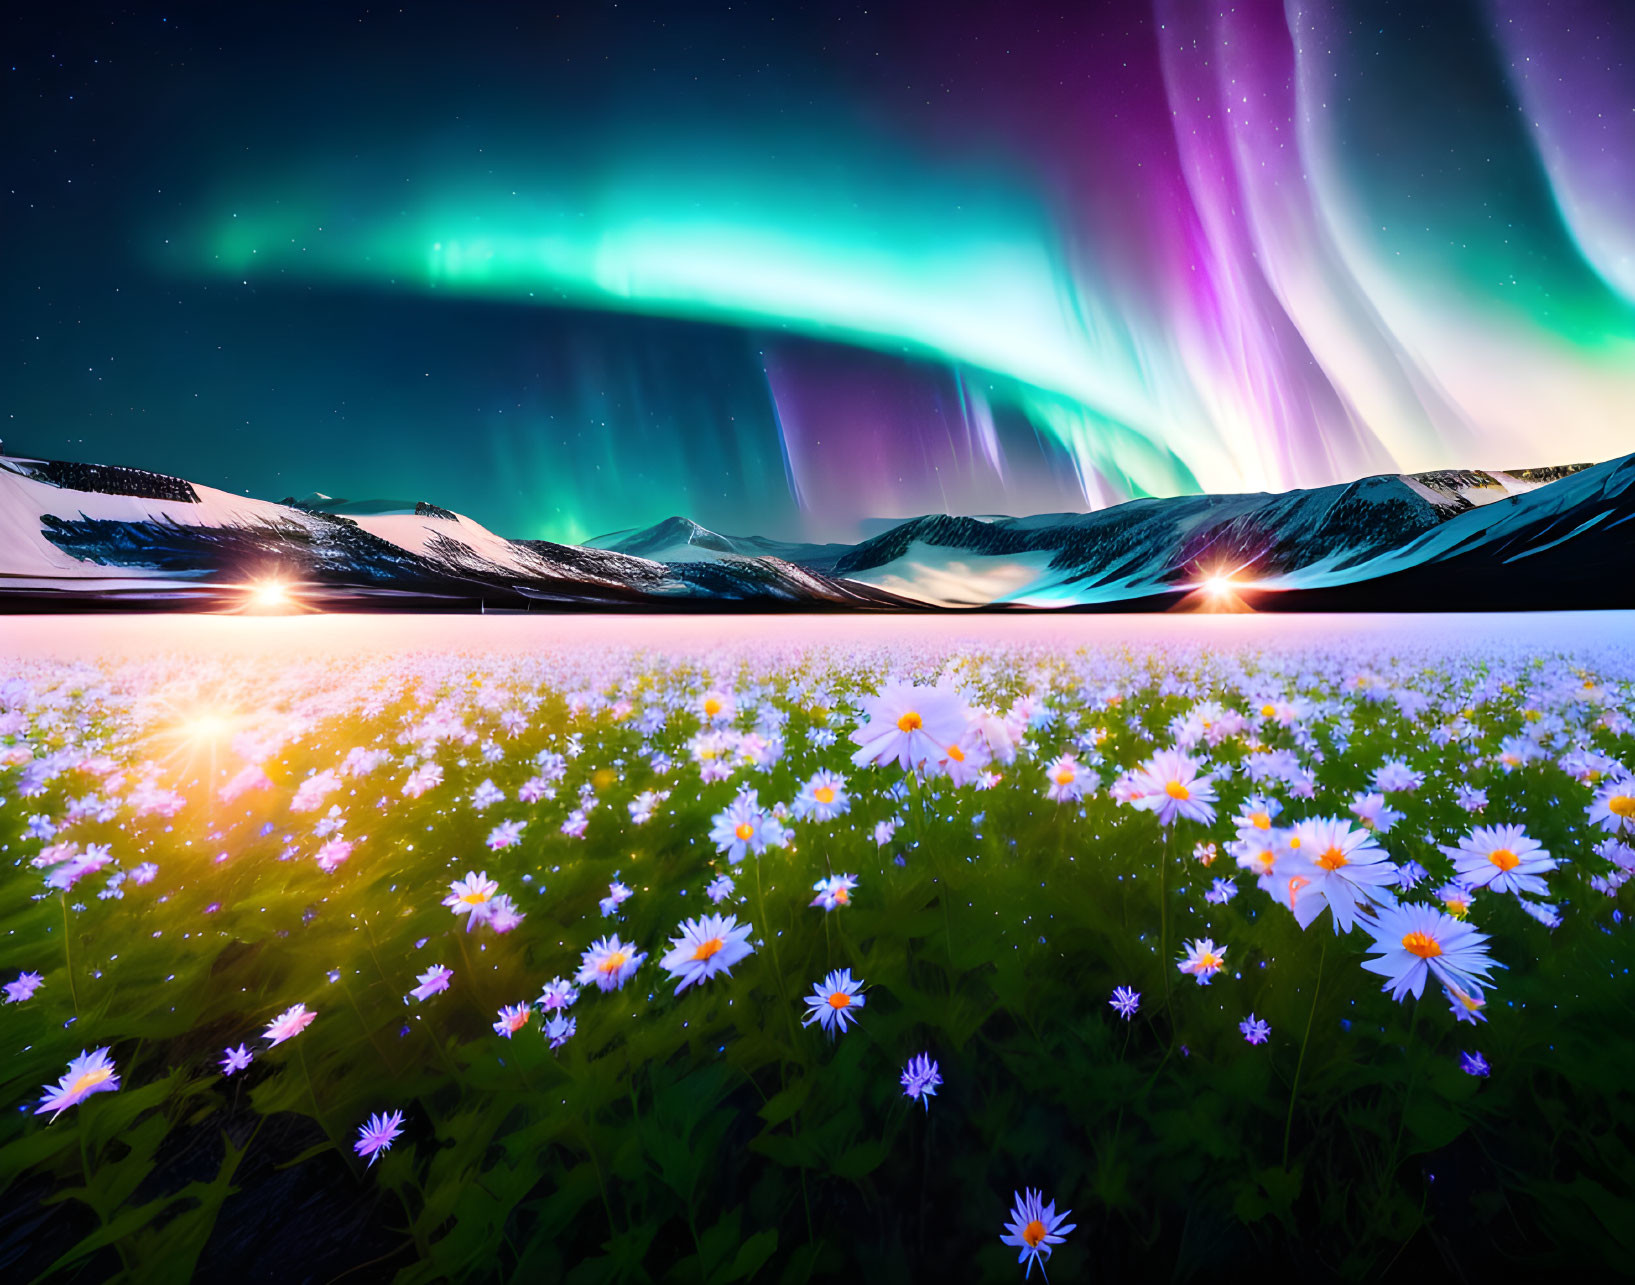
900 1053 941 1108
1042 752 1091 803
1445 824 1555 896
576 935 647 992
709 790 785 865
1358 904 1499 1003
801 968 866 1035
353 1110 405 1165
1127 749 1218 827
1278 816 1399 933
999 1188 1075 1280
1177 938 1227 985
1445 982 1488 1025
792 769 850 821
1438 883 1475 918
1587 780 1635 834
442 871 500 931
493 1003 532 1037
698 689 736 725
848 680 968 772
35 1048 120 1119
810 873 857 911
1108 986 1140 1019
263 1003 316 1046
658 913 755 993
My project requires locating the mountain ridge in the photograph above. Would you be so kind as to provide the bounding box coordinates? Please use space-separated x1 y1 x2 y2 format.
1 450 1628 611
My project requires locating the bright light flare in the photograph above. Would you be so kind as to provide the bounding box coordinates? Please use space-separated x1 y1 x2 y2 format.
247 580 294 610
179 712 233 745
1202 575 1235 598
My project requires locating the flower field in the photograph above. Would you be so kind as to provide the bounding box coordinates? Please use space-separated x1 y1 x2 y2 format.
2 617 1634 1281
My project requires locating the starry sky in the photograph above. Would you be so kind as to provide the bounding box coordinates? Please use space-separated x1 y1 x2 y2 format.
6 0 1635 542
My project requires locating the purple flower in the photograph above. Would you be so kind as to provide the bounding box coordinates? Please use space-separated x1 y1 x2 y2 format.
1459 1050 1491 1078
900 1053 942 1108
3 971 45 1004
801 969 865 1035
409 965 452 1002
35 1048 120 1118
705 873 735 903
1204 877 1237 905
353 1110 404 1165
544 1013 576 1050
1000 1188 1075 1278
537 977 579 1011
220 1043 253 1076
1239 1014 1271 1045
1109 986 1141 1019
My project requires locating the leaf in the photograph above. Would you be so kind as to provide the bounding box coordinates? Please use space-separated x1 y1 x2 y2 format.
756 1078 811 1129
1402 1097 1466 1154
722 1228 778 1282
830 1139 888 1182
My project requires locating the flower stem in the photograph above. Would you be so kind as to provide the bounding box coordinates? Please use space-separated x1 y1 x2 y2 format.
60 893 79 1018
1384 1000 1423 1186
752 856 799 1048
1158 826 1172 1032
1282 936 1327 1168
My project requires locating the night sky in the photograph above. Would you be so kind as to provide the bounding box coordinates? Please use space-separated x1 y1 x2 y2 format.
7 1 1635 542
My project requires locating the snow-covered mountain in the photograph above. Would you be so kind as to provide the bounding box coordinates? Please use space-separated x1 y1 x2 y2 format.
0 455 909 610
1 450 1628 610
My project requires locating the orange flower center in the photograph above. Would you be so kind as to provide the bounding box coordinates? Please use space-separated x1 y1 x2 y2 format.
734 822 755 841
460 890 491 904
1316 845 1348 871
599 951 629 973
1401 931 1442 959
827 991 851 1009
897 711 923 733
1261 703 1276 718
1609 795 1635 818
70 1068 113 1094
833 886 849 905
1165 781 1191 801
946 743 965 762
1054 768 1075 785
1250 812 1271 830
703 697 722 716
692 937 724 962
813 786 836 804
1488 848 1520 871
1023 1219 1047 1247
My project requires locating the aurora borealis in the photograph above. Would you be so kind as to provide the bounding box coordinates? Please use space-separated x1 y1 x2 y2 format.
7 1 1635 541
